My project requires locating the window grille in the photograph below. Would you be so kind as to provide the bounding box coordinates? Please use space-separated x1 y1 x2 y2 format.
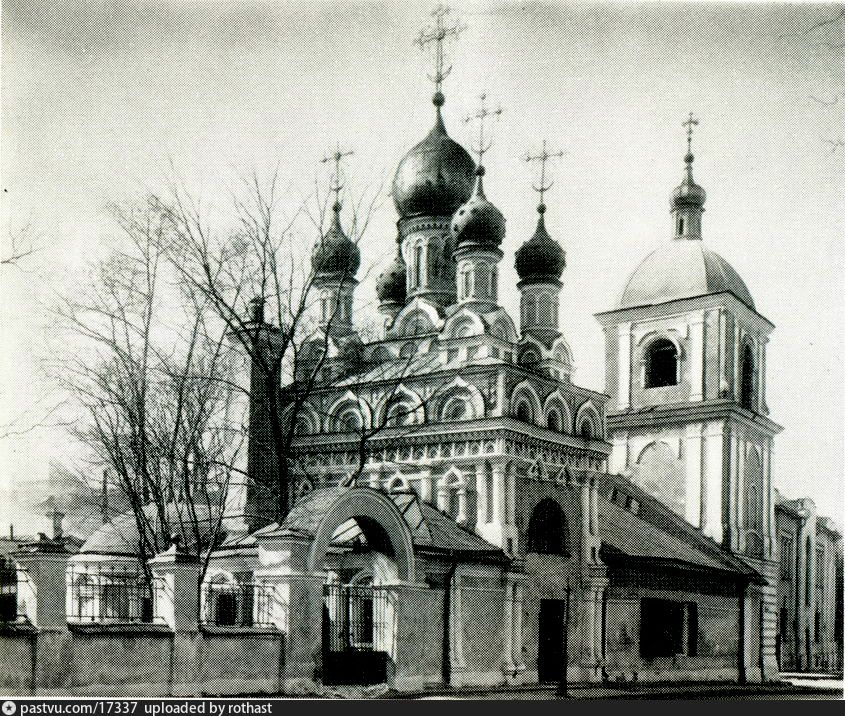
201 580 275 627
67 565 162 624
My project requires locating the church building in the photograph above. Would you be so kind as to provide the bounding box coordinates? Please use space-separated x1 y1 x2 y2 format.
4 7 840 698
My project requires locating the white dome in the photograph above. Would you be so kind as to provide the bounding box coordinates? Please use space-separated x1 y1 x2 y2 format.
618 241 755 311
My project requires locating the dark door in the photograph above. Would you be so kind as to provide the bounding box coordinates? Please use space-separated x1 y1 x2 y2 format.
538 599 566 683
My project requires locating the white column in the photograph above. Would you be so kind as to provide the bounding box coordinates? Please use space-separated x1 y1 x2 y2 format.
617 323 632 410
476 461 488 527
609 431 628 474
502 576 515 673
762 440 773 558
759 338 768 412
581 481 591 565
704 421 725 543
737 438 746 553
420 467 433 504
685 424 704 528
452 572 465 669
689 311 705 402
512 582 524 670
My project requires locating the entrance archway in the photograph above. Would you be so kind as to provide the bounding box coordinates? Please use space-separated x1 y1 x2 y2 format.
308 488 415 686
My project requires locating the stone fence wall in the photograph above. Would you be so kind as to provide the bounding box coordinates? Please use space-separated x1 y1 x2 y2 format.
0 543 284 697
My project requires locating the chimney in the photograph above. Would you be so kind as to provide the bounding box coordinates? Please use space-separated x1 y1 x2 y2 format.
9 524 13 540
46 497 64 541
249 297 265 324
101 469 111 524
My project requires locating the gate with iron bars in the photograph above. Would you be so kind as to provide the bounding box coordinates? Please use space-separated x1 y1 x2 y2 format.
322 582 390 685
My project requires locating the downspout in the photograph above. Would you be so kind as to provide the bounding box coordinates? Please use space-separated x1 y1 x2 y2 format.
442 554 457 687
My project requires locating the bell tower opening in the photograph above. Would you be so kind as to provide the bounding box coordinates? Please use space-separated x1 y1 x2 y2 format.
644 338 679 388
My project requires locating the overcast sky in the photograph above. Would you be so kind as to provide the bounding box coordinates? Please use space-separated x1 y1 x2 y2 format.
1 0 843 529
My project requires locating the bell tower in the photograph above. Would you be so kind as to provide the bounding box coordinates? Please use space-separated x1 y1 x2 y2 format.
596 117 781 681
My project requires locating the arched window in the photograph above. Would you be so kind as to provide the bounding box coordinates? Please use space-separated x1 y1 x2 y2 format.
414 244 424 288
386 401 415 427
461 267 471 299
580 419 593 440
527 499 568 555
547 409 562 432
525 295 537 326
645 338 679 388
538 293 553 325
805 537 812 605
744 449 763 532
741 344 755 410
335 407 362 433
442 396 469 422
515 400 532 423
491 266 498 300
519 349 540 366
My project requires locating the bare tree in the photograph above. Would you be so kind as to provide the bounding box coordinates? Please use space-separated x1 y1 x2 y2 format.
150 164 383 527
1 221 40 268
53 200 245 589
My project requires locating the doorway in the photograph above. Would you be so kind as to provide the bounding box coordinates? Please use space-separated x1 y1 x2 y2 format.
538 599 566 683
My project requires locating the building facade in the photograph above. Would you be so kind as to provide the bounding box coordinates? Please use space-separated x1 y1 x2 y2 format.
1 12 841 697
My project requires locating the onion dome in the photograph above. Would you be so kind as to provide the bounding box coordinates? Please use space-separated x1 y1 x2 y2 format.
450 167 506 249
376 249 407 305
311 202 361 277
514 204 566 282
672 152 707 209
392 100 476 220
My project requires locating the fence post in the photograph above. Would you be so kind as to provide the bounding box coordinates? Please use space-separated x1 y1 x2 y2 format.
12 537 72 695
13 538 70 630
149 544 200 696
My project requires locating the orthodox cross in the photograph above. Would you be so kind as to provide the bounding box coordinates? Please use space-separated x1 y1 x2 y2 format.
415 3 465 97
321 144 354 205
525 139 566 206
464 93 503 166
683 112 699 154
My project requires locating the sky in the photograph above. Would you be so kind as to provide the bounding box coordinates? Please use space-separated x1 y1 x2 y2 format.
1 0 843 531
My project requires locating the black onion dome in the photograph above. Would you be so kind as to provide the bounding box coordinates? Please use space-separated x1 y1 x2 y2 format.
450 170 505 249
672 153 706 208
392 109 476 219
515 206 566 282
376 251 407 304
312 203 361 276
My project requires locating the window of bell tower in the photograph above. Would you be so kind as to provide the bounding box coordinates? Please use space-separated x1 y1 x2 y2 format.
741 344 755 410
644 338 679 388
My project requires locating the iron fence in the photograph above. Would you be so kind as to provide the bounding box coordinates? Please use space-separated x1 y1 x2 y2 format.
67 564 163 624
0 557 29 623
201 580 276 627
322 583 390 653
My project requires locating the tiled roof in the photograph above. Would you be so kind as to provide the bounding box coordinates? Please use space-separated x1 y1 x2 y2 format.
597 472 762 581
256 486 503 560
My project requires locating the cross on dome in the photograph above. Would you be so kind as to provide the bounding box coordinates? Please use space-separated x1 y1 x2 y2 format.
464 92 503 172
525 139 566 212
321 144 354 209
415 3 465 106
683 112 699 156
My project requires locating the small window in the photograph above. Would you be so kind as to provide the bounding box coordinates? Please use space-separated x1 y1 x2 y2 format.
741 344 755 410
640 599 698 659
215 591 238 626
580 420 594 440
678 217 685 235
780 536 794 580
645 338 679 388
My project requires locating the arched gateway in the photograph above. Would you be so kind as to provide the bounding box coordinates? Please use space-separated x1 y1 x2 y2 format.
246 485 509 690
